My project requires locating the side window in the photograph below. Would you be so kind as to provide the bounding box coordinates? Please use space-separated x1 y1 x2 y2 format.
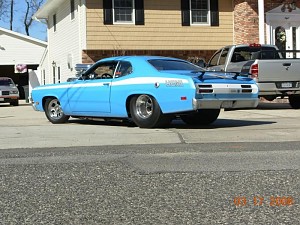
209 50 221 66
115 61 132 78
218 48 229 65
89 62 118 79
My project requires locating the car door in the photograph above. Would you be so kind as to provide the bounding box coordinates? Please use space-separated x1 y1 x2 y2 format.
67 61 118 113
207 48 229 72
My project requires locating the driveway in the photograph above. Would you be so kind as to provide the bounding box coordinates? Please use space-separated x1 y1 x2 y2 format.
0 100 299 149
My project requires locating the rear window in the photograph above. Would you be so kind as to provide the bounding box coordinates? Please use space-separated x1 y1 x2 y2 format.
233 47 281 60
148 59 200 71
0 78 14 86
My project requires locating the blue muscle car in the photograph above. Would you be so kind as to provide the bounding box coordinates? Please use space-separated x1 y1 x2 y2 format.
31 56 259 128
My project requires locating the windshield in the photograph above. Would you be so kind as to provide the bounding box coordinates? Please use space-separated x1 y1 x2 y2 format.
148 59 203 71
0 78 13 86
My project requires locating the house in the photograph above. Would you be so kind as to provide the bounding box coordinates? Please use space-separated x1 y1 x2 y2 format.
0 27 47 99
33 0 300 84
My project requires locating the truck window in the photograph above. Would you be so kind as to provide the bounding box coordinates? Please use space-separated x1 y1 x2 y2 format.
219 48 229 65
209 50 221 66
233 47 281 60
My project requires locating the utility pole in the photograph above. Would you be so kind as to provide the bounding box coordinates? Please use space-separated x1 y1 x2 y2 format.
10 0 14 30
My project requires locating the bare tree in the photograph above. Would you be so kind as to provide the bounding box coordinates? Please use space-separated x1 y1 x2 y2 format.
24 0 44 36
0 0 10 23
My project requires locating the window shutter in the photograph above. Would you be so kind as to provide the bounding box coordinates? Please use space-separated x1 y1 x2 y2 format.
103 0 113 25
135 0 144 25
210 0 219 26
181 0 190 26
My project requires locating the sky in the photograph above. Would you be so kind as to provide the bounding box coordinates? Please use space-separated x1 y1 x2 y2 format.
0 1 47 42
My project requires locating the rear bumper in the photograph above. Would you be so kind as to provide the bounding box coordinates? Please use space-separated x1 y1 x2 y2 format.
258 82 300 96
193 98 259 109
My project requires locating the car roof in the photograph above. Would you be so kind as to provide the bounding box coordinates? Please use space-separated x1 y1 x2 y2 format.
98 55 185 62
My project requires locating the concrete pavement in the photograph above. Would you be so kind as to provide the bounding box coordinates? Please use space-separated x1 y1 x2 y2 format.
0 100 299 149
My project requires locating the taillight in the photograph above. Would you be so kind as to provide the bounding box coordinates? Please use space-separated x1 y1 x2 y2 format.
250 63 259 80
249 43 261 47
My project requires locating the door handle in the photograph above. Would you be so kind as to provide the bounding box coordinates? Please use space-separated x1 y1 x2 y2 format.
103 83 110 86
283 63 291 67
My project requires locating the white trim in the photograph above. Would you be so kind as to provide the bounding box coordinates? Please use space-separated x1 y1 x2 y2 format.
0 27 47 46
258 0 265 44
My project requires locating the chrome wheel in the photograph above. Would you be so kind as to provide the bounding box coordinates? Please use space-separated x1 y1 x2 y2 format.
47 99 64 119
130 94 170 128
44 98 69 124
135 95 153 119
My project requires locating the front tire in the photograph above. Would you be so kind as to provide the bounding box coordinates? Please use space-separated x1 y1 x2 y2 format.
288 95 300 109
181 109 220 125
129 95 170 128
44 98 70 124
10 100 19 106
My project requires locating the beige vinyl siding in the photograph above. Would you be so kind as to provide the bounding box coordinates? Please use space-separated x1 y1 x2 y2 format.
86 0 233 50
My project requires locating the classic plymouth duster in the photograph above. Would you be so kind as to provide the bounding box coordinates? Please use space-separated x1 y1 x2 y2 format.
31 56 259 128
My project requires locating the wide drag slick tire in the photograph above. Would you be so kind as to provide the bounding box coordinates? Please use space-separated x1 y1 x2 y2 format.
288 95 300 109
130 94 170 128
181 109 220 125
44 98 70 124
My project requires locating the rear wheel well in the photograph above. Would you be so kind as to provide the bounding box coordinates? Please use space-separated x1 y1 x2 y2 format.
126 94 157 118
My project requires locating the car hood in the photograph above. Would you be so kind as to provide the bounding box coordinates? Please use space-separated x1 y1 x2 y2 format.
0 85 18 91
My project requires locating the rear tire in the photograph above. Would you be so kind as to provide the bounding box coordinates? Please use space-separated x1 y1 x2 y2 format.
44 98 70 124
181 109 220 125
289 95 300 109
129 95 171 128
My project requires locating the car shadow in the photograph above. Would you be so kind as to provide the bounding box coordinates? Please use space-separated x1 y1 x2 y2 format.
68 117 275 129
167 118 275 129
68 118 137 127
256 102 292 110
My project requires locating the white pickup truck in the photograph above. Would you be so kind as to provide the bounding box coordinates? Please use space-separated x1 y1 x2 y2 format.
205 44 300 109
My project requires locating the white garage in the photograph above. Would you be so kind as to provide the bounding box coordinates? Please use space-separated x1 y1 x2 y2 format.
0 27 47 100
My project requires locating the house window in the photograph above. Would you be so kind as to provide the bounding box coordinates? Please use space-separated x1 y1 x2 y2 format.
103 0 144 25
113 0 134 23
191 0 209 24
70 0 75 20
53 14 57 31
181 0 219 26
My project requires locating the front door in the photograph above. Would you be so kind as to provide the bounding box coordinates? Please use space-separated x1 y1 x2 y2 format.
266 4 300 58
67 61 118 113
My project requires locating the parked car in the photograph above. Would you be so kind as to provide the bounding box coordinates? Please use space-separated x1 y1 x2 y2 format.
206 44 300 109
30 56 259 128
66 77 78 82
0 77 19 106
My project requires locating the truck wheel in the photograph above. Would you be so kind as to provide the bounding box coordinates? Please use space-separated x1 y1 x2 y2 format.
44 98 70 124
181 109 220 125
289 95 300 109
10 100 19 106
129 95 170 128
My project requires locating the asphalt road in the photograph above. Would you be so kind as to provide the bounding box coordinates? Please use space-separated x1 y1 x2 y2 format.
0 101 299 224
